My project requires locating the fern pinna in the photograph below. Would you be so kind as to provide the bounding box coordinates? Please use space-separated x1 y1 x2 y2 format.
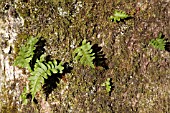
73 39 95 68
28 54 64 101
14 36 39 71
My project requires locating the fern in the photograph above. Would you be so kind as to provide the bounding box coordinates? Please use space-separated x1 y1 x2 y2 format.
109 10 129 22
14 36 65 103
14 36 39 71
73 39 95 68
149 33 166 50
101 78 112 93
28 54 64 101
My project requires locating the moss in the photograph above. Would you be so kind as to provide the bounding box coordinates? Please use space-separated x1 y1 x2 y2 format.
1 0 169 112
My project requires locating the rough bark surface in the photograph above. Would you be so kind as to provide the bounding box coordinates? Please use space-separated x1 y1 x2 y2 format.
0 0 170 112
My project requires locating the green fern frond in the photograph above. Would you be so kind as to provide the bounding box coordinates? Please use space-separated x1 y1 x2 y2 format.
73 39 95 68
149 33 166 50
109 10 129 22
28 54 64 101
101 78 112 93
14 36 39 71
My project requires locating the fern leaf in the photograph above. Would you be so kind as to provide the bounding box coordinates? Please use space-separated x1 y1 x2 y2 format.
28 73 44 101
28 54 64 101
101 78 112 93
73 39 95 68
14 36 39 71
149 33 166 50
109 10 129 22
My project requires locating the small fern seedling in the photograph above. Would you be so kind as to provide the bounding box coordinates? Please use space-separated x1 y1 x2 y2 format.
28 54 64 101
149 33 166 50
14 36 39 71
73 39 95 68
109 10 129 22
101 78 112 93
